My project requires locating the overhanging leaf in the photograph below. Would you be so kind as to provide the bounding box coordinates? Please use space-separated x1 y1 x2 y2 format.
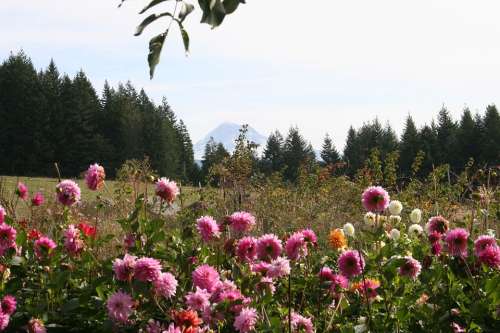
223 0 240 14
200 0 226 28
178 2 195 22
176 20 190 53
139 0 173 14
148 32 168 78
135 12 173 36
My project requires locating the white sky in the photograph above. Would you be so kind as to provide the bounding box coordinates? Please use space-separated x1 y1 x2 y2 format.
2 0 500 149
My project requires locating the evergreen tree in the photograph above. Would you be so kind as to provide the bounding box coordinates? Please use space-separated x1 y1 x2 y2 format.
320 134 340 165
261 130 284 174
399 116 420 176
457 108 479 166
343 126 359 175
282 127 316 182
481 105 500 165
201 138 229 183
436 107 459 168
176 120 197 183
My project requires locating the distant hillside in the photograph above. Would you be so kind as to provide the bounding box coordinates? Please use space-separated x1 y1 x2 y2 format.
194 123 267 160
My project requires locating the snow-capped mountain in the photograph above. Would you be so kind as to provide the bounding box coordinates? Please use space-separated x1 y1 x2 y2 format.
194 123 267 160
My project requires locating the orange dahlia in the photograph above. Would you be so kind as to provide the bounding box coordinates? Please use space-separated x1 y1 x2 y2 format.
328 229 347 250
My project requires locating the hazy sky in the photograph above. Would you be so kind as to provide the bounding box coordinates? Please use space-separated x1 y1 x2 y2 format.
2 0 500 149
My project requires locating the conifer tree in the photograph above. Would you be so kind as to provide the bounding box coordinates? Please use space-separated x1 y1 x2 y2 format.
320 134 340 165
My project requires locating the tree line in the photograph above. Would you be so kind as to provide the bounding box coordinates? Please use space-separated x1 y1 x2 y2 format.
0 51 198 182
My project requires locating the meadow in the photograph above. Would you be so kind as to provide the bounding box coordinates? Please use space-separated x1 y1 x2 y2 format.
0 156 497 333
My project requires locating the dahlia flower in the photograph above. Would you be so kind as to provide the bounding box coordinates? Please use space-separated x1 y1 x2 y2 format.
233 307 258 333
192 264 220 293
329 274 349 295
196 216 220 242
426 216 449 235
388 200 403 215
107 291 134 323
291 312 314 333
185 287 211 311
236 237 257 262
16 182 28 200
134 257 162 282
34 236 56 260
85 163 105 191
27 318 46 333
0 206 4 224
478 245 500 269
113 254 137 281
256 276 276 295
361 186 390 212
228 211 256 234
343 223 355 237
77 222 96 238
31 192 44 207
256 234 282 262
445 228 469 257
398 257 422 279
267 256 291 278
389 229 400 241
56 180 81 206
408 224 423 237
153 272 178 299
0 224 16 254
328 229 347 250
318 267 335 281
1 295 16 315
364 212 376 225
63 224 84 255
301 228 318 245
173 309 202 330
353 278 380 299
155 177 179 203
338 250 365 278
0 312 9 331
474 235 498 256
285 232 307 260
410 208 422 223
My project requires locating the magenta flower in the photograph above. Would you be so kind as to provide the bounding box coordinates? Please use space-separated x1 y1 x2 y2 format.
256 234 282 262
63 224 84 255
185 287 211 311
0 312 9 331
474 235 498 256
285 232 307 261
192 264 220 293
0 206 5 224
338 250 365 278
196 216 221 242
85 163 106 191
478 246 500 269
107 291 134 323
361 186 390 212
329 274 349 295
0 224 16 255
445 228 469 257
256 276 276 295
291 312 314 333
153 272 178 299
155 177 179 203
228 211 256 234
426 216 449 235
250 261 271 275
267 256 291 278
31 192 44 207
113 254 137 281
398 257 422 279
355 278 380 299
236 237 257 263
318 267 335 281
233 307 258 333
56 180 81 206
34 236 56 260
300 228 317 246
431 242 442 256
1 295 16 315
27 318 46 333
134 257 162 282
16 182 28 200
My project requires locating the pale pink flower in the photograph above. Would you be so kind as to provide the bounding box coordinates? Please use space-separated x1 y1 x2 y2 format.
153 272 178 299
0 312 9 331
107 291 134 323
113 254 137 281
56 180 81 206
134 257 162 282
192 264 220 293
250 261 271 275
228 211 256 234
398 257 422 279
329 274 349 296
478 246 500 269
185 287 211 311
256 277 275 295
318 267 335 281
267 256 291 278
474 235 498 256
34 236 56 260
236 237 257 263
338 250 365 278
291 312 314 333
426 216 449 235
445 228 469 257
233 307 258 333
256 234 282 262
85 163 105 191
361 186 390 212
196 216 220 242
285 232 307 261
27 318 46 333
63 224 84 255
155 178 179 203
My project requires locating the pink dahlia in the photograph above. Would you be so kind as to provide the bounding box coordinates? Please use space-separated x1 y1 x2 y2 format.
0 312 9 331
196 216 221 242
113 254 137 281
27 318 46 333
236 237 257 262
474 235 498 256
233 307 258 333
426 216 449 235
431 242 442 256
192 264 220 293
355 278 380 299
153 272 178 299
0 224 16 254
478 245 500 269
256 276 276 295
34 236 56 260
31 192 44 207
1 295 16 315
0 206 5 224
185 287 211 311
256 234 282 262
361 186 390 212
329 274 349 295
16 182 28 200
107 291 134 323
56 180 81 206
164 323 182 333
134 257 162 282
291 312 314 333
63 224 84 255
250 261 271 275
155 177 179 203
300 229 317 246
267 256 291 278
318 267 335 281
445 228 469 257
451 322 466 333
338 250 365 278
285 232 307 261
85 163 105 191
398 257 422 279
228 211 256 234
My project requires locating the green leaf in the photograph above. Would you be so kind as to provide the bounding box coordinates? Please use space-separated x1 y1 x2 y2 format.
148 32 168 79
178 2 195 22
135 12 173 36
200 0 226 27
176 20 190 53
139 0 173 14
223 0 240 14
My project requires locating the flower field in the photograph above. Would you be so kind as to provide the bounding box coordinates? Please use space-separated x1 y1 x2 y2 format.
0 163 498 333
